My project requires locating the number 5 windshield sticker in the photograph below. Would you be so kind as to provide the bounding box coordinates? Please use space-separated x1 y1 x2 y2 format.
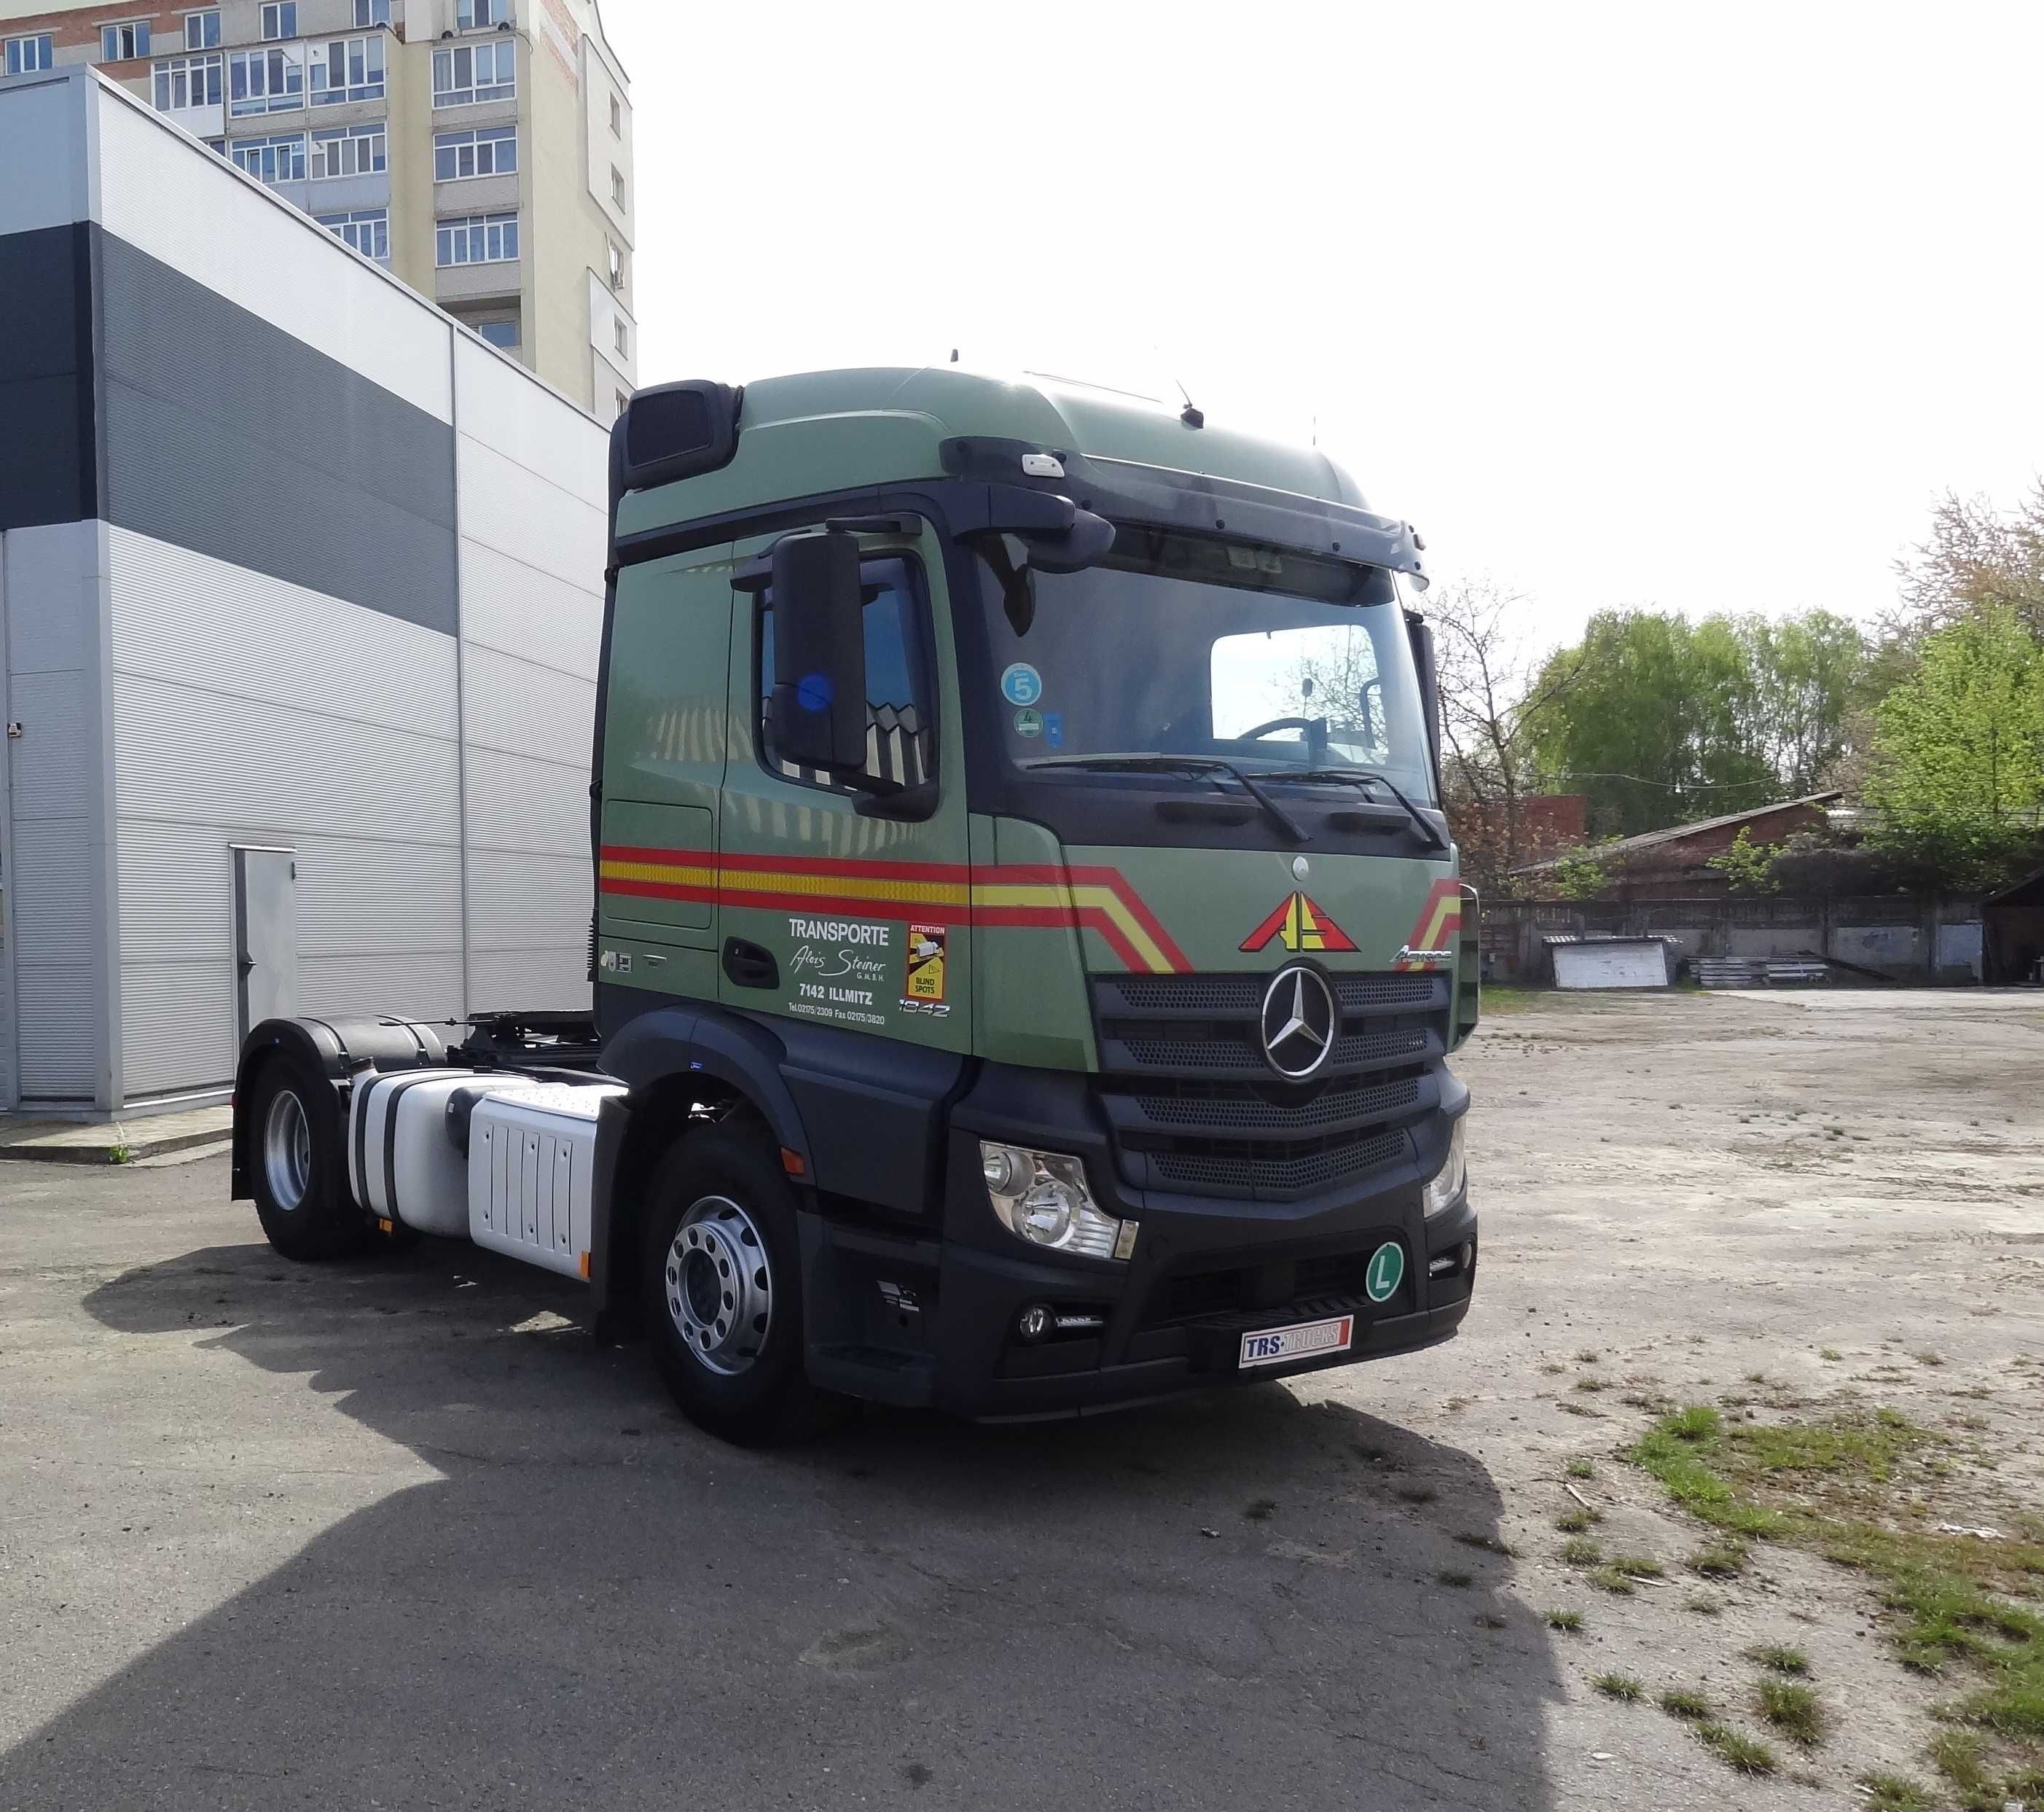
1001 663 1043 707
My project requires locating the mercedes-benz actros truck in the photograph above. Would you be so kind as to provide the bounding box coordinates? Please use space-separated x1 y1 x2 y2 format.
231 367 1480 1443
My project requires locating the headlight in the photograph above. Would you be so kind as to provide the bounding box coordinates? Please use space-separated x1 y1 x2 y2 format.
1422 1117 1468 1217
978 1141 1135 1260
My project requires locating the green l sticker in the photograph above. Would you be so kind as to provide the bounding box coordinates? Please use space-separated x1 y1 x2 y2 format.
1365 1241 1405 1304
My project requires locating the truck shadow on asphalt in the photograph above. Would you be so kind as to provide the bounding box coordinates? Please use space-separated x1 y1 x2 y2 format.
5 1239 1565 1811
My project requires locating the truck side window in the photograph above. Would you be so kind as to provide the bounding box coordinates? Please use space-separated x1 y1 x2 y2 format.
757 554 936 792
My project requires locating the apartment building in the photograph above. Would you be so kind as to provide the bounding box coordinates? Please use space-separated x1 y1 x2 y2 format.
0 0 635 419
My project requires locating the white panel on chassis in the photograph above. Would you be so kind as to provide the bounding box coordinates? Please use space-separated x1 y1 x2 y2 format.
348 1071 481 1237
469 1083 624 1280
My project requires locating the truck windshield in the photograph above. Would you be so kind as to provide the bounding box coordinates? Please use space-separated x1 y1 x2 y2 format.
972 526 1438 803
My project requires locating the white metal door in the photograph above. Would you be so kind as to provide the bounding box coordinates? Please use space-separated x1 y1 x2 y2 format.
233 846 298 1043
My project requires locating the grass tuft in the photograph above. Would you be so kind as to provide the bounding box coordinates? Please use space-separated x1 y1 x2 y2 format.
1696 1723 1777 1776
1566 1459 1595 1480
1605 1554 1666 1580
1591 1671 1642 1703
1554 1507 1602 1534
1659 1687 1714 1721
1683 1593 1722 1615
1755 1677 1826 1747
1589 1566 1637 1596
1546 1609 1583 1633
1746 1643 1809 1676
1560 1537 1602 1566
1688 1540 1750 1579
1857 1775 1935 1812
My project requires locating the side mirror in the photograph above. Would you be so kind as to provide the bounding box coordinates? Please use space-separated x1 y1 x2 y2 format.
769 531 867 775
1405 610 1442 790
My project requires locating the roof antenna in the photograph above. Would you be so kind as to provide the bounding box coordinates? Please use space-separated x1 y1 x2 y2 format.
949 347 959 364
1174 378 1204 429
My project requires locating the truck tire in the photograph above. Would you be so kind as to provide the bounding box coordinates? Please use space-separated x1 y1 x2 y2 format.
247 1056 365 1262
639 1120 826 1445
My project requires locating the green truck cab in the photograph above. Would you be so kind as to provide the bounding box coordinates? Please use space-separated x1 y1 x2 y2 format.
232 364 1477 1445
587 367 1478 1435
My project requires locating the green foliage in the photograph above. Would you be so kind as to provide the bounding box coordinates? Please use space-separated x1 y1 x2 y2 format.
1704 827 1782 894
1864 605 2044 891
1526 609 1868 837
1540 843 1617 900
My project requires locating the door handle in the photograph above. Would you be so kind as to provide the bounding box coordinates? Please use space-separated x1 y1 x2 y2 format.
722 938 779 990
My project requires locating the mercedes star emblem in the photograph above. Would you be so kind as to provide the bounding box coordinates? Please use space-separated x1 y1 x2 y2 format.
1260 964 1338 1080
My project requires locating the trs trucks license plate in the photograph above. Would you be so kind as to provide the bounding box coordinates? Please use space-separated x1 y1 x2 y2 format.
1239 1314 1355 1370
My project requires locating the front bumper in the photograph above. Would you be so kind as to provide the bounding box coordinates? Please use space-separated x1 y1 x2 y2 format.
796 1061 1477 1420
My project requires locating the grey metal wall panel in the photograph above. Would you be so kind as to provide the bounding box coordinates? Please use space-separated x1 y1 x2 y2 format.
122 960 237 1097
97 232 458 635
459 542 603 680
12 818 95 1099
297 953 463 1025
461 643 597 765
463 745 590 859
0 224 95 531
7 519 95 675
464 850 591 950
0 76 93 238
106 527 458 740
469 947 587 1015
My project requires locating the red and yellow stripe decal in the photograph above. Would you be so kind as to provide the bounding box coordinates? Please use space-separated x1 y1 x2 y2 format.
598 846 1191 975
1397 879 1465 969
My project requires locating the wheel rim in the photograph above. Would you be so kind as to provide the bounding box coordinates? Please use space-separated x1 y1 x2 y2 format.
665 1194 772 1376
262 1086 313 1211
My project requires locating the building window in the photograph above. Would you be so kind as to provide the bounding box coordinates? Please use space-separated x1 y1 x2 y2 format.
153 53 223 112
260 4 297 40
204 137 227 156
232 132 306 186
6 34 55 74
608 165 624 208
436 211 518 266
432 41 514 106
353 0 391 23
230 47 303 114
101 22 152 60
458 0 509 26
434 124 517 180
183 11 222 50
615 388 630 417
608 93 622 137
309 35 384 105
311 122 385 178
319 208 389 262
613 318 628 358
478 319 519 350
606 240 624 289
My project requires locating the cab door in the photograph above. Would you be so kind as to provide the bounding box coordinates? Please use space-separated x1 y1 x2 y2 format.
716 517 971 1057
595 543 734 1005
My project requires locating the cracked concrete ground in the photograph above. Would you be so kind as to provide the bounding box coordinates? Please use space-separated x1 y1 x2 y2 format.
0 988 2037 1809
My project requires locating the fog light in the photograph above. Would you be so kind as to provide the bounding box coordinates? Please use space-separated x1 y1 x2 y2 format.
979 1141 1129 1260
1017 1303 1052 1343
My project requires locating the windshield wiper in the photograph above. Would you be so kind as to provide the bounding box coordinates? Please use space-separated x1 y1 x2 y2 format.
1024 754 1311 844
1277 767 1448 853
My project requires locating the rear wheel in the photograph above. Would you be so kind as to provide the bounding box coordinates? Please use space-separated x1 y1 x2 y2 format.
247 1058 364 1261
639 1121 825 1445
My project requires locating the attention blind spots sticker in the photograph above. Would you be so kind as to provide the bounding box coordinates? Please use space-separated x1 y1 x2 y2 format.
903 923 948 1008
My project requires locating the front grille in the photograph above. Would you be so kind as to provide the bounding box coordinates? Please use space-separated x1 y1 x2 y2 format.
1148 1128 1409 1195
1131 1074 1421 1135
1089 969 1449 1202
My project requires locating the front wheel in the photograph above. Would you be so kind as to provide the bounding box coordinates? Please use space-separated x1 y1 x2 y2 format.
247 1058 364 1261
639 1121 826 1445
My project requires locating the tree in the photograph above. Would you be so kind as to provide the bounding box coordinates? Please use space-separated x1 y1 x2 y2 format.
1421 579 1597 892
1863 605 2044 891
1892 487 2044 645
1704 827 1782 894
1524 609 1868 838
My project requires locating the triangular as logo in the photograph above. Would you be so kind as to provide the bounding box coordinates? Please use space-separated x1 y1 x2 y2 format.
1240 891 1358 954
